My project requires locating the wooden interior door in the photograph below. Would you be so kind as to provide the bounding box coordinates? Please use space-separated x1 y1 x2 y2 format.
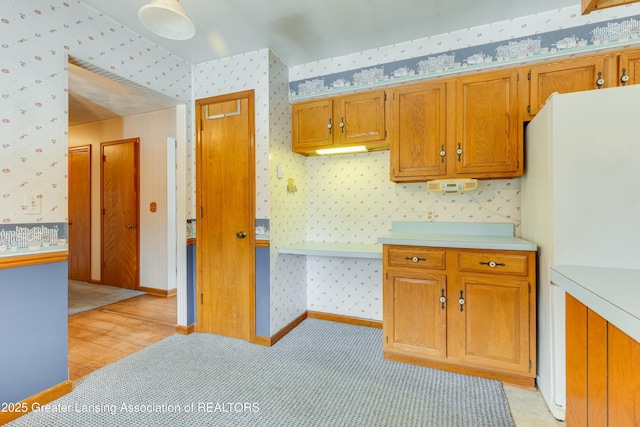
101 138 139 289
68 146 92 282
196 91 255 341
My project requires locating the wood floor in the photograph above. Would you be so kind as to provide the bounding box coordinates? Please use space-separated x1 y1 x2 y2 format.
68 295 177 380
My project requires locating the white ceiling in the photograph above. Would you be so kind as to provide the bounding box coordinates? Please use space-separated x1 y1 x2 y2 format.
82 0 580 66
70 0 580 126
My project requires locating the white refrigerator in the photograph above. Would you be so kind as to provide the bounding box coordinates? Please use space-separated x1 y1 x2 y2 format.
521 84 640 420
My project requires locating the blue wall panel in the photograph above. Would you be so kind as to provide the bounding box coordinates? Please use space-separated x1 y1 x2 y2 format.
0 261 68 403
255 246 270 337
186 243 196 326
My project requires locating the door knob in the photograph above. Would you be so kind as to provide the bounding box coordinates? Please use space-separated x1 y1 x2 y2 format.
126 224 137 229
236 231 247 239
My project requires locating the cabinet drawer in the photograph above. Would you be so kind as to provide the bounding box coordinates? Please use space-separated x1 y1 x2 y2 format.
458 251 529 276
386 246 446 270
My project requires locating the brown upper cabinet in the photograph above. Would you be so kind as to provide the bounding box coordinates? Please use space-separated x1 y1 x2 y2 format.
582 0 640 14
388 81 448 181
617 47 640 86
527 47 640 118
389 69 523 182
291 90 388 155
527 55 607 117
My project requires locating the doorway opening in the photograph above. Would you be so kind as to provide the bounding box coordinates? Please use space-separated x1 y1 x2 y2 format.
66 57 188 378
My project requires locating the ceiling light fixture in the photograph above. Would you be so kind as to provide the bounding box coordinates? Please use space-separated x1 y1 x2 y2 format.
138 0 195 41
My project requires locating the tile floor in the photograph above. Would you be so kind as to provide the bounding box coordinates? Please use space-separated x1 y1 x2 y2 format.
504 384 564 426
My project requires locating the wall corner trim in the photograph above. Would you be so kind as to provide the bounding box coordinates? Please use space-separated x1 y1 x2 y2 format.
0 252 68 271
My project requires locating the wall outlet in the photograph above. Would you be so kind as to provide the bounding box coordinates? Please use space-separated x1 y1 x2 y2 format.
25 194 42 215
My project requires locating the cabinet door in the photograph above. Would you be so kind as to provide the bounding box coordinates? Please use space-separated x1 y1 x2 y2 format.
389 82 447 182
292 98 333 154
337 90 386 146
566 294 588 427
528 56 606 116
608 323 640 427
455 69 521 177
449 275 530 373
383 271 447 359
618 47 640 86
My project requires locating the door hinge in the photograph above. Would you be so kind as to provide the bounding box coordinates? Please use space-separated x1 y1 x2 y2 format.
385 272 388 280
385 336 388 344
200 119 203 131
517 160 520 169
102 208 105 215
384 92 387 101
527 71 531 80
517 73 520 82
528 283 531 293
200 293 203 305
102 155 106 162
529 359 532 370
527 105 531 114
384 130 387 138
200 206 203 218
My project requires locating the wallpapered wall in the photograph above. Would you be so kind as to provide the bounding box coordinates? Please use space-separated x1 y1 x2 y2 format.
267 51 308 334
192 50 308 334
0 0 190 226
290 4 640 88
5 1 640 328
289 3 640 321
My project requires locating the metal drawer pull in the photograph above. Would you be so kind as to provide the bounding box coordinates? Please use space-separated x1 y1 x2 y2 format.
440 288 446 310
479 261 505 268
405 256 426 263
458 290 465 312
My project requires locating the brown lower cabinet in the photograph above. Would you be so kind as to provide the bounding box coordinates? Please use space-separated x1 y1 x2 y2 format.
382 245 537 387
566 294 640 427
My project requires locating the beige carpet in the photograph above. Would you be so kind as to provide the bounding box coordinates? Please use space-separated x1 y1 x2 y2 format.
68 280 145 316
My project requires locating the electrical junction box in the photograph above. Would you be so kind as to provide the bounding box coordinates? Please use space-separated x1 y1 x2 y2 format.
427 178 478 193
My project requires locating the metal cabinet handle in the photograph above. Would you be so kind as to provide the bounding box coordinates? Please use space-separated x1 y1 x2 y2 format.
440 144 446 163
328 118 332 134
405 256 426 263
456 143 463 161
236 231 247 239
479 261 506 268
340 117 345 133
125 224 137 229
458 290 465 312
440 288 446 310
596 71 605 89
621 68 630 86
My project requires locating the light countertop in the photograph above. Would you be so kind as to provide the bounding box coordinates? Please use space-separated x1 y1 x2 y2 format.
279 222 536 258
552 265 640 343
279 242 381 259
377 221 537 251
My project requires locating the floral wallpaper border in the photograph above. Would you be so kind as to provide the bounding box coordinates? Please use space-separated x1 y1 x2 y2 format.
290 14 640 100
0 222 67 256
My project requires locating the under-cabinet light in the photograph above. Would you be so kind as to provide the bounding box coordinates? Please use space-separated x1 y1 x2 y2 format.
315 146 368 155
